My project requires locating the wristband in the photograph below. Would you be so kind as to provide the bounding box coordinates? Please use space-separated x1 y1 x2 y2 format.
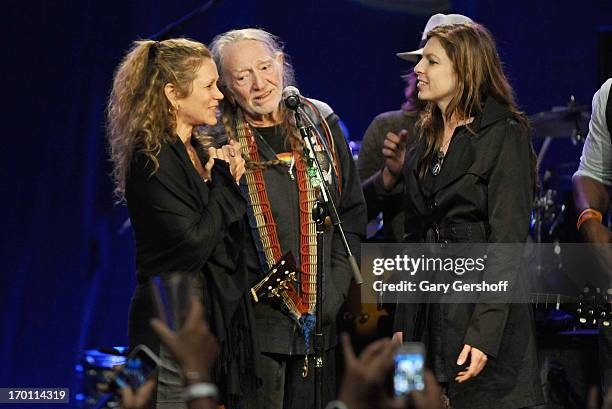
576 208 603 231
182 382 218 402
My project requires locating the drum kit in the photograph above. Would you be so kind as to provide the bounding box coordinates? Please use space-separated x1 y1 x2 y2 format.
529 95 590 244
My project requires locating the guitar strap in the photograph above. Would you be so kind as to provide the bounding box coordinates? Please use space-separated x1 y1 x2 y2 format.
233 104 340 370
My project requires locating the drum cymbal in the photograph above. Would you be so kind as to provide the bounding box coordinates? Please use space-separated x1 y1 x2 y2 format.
530 102 590 139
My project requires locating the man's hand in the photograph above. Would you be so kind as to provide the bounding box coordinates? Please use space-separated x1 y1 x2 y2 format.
225 140 245 183
455 344 488 383
581 219 612 244
382 129 409 190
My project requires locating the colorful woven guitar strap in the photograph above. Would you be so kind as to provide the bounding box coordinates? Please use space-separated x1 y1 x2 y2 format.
233 107 339 359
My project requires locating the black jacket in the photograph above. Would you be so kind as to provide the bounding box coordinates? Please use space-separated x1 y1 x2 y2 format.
395 97 543 409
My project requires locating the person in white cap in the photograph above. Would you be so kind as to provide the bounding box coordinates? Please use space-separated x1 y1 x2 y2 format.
396 13 474 63
387 22 544 409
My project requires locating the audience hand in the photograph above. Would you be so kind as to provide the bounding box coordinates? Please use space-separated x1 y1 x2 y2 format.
119 379 156 409
119 298 218 409
150 296 219 381
408 371 445 409
337 333 405 409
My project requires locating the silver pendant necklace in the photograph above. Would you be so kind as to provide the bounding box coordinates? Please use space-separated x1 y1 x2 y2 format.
432 150 444 176
432 137 451 176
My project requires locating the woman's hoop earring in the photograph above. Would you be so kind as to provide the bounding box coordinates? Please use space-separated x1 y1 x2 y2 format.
169 104 180 114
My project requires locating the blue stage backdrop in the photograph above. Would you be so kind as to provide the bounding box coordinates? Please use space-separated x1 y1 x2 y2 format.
2 0 611 402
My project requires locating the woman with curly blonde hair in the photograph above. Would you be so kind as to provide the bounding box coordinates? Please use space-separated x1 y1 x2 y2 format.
107 38 259 408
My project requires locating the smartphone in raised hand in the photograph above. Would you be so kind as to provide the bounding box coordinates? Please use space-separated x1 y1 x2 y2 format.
393 342 425 396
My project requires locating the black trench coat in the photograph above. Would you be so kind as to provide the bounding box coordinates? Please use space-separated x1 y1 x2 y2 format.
394 97 544 409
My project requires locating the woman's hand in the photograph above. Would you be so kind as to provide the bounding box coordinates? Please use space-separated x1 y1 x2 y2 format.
207 140 245 183
202 155 214 182
455 344 488 383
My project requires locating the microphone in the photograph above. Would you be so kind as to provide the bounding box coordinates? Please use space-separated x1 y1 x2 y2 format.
282 86 302 110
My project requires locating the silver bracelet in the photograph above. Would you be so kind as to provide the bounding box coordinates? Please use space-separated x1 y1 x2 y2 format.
325 400 349 409
181 382 218 402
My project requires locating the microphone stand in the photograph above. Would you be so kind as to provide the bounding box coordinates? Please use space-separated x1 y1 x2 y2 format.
295 106 363 285
291 107 362 409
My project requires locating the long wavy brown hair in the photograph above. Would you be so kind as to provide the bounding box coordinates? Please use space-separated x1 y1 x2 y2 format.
107 38 212 201
416 23 529 179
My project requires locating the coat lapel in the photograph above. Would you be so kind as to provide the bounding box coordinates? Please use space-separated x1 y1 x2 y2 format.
430 97 511 195
431 127 476 195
